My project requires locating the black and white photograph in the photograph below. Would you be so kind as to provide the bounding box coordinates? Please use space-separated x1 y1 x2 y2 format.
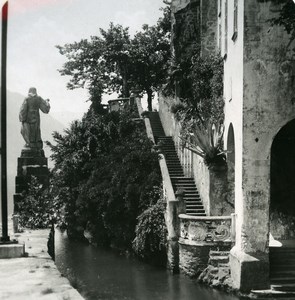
0 0 295 299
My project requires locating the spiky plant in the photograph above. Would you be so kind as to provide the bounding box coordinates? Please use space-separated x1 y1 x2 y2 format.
180 121 226 167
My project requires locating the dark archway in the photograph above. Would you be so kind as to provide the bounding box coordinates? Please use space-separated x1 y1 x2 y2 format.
270 119 295 239
227 123 235 208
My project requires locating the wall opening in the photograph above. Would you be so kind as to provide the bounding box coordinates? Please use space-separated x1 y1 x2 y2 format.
270 119 295 240
227 123 235 209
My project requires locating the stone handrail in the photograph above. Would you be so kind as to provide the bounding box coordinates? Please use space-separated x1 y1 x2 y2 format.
179 214 235 244
159 154 176 202
135 98 155 144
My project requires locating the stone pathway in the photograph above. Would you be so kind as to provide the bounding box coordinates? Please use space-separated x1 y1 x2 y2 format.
0 224 84 300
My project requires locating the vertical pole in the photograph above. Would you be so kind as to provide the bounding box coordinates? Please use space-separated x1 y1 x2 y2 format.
1 1 10 242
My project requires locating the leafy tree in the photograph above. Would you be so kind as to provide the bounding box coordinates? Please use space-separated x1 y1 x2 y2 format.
56 24 132 110
57 6 171 111
48 106 164 251
130 22 170 111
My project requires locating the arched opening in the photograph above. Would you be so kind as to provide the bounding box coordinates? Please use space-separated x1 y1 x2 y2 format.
270 119 295 240
270 119 295 285
227 123 235 209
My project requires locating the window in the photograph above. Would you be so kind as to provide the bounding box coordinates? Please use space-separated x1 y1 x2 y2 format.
232 0 238 41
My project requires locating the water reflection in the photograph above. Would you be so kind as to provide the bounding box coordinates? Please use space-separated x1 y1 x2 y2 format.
55 229 240 300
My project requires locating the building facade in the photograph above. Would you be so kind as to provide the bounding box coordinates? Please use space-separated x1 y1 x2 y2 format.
167 0 295 292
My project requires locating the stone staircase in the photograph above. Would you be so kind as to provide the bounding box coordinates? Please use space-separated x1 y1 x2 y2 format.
148 112 206 216
270 246 295 293
198 250 232 288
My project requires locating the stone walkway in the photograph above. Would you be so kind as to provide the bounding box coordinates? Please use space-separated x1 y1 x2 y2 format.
0 224 84 300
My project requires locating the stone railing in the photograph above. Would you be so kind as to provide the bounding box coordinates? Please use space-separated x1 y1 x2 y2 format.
108 97 134 112
179 214 235 245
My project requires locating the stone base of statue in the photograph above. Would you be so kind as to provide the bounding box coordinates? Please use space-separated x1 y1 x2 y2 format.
13 148 49 215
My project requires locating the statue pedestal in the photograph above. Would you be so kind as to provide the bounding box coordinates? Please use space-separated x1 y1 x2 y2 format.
13 148 49 215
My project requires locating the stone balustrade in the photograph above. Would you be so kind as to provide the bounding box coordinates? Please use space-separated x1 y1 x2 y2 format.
108 97 133 112
179 214 235 245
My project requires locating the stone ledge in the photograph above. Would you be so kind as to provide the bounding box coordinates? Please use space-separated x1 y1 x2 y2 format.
179 214 232 220
0 243 25 259
179 237 232 247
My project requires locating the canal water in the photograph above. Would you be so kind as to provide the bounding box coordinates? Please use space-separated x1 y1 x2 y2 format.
55 229 241 300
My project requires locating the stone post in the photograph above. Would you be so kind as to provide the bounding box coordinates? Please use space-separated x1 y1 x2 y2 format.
13 148 49 226
166 189 185 273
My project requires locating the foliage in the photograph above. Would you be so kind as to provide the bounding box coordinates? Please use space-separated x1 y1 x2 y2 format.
17 176 63 229
56 24 131 110
167 54 225 167
270 0 295 47
57 6 171 111
133 198 167 262
48 106 164 251
130 22 171 111
180 121 226 166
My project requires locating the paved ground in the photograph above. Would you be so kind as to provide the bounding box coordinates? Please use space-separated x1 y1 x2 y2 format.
0 223 84 300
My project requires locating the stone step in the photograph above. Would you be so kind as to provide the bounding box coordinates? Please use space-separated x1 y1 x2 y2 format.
185 202 203 206
270 259 295 270
272 284 295 292
209 256 230 267
210 251 230 257
184 192 200 196
168 166 183 170
271 271 295 277
184 198 202 202
174 182 196 186
271 277 295 284
186 204 204 208
171 177 194 180
186 212 206 216
186 208 204 212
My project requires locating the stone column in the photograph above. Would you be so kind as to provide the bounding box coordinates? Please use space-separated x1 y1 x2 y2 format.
166 190 185 273
229 157 270 292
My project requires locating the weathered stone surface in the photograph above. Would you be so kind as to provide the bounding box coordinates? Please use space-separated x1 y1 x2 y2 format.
230 246 270 292
179 241 211 277
14 148 50 214
167 240 179 274
0 243 25 259
0 228 83 300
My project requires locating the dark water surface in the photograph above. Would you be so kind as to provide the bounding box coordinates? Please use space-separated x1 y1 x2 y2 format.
55 229 241 300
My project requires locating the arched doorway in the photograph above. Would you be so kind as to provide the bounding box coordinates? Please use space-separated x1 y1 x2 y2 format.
270 119 295 286
227 123 235 208
270 119 295 237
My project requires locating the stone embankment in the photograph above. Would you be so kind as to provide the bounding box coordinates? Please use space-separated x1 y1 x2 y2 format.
0 226 84 300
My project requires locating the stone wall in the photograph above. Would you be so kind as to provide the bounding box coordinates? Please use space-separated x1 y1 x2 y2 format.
242 0 295 254
200 0 218 56
171 0 218 57
225 0 295 292
171 0 201 58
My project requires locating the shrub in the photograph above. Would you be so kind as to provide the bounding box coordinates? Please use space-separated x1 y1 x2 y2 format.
17 176 62 229
49 106 163 251
133 199 167 264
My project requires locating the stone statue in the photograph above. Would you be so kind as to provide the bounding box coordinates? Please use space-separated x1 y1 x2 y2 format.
19 87 50 149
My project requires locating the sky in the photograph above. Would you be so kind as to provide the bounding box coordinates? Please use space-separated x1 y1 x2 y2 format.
5 0 165 124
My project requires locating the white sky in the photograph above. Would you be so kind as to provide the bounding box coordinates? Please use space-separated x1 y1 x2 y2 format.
6 0 164 121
